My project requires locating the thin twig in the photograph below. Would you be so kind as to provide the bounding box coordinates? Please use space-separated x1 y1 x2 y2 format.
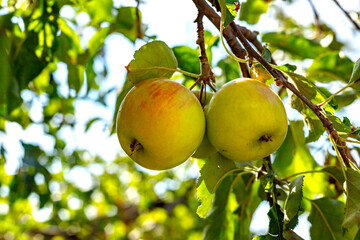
192 0 250 78
307 0 322 34
332 0 360 30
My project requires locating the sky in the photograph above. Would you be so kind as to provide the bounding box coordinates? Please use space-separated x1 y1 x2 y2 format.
1 0 360 238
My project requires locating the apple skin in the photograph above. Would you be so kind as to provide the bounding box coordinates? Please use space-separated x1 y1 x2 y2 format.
116 79 205 170
206 78 288 162
191 90 217 159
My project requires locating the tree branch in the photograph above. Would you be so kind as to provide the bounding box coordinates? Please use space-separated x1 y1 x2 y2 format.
192 0 250 78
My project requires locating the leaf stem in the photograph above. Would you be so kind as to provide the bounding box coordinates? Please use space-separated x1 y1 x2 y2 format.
329 134 348 195
318 80 358 107
303 196 337 240
219 0 248 64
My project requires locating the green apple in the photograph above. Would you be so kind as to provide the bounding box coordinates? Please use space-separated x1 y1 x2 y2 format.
206 78 288 162
191 90 217 158
116 78 205 170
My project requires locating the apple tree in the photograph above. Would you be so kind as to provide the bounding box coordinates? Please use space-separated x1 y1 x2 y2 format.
1 0 360 239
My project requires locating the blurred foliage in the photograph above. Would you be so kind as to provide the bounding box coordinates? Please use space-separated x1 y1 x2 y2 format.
0 0 360 239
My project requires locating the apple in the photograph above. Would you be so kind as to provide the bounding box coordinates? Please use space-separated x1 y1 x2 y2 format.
206 78 288 162
116 78 205 170
191 90 217 158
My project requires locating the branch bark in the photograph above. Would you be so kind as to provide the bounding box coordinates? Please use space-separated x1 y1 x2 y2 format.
192 0 250 78
332 0 360 30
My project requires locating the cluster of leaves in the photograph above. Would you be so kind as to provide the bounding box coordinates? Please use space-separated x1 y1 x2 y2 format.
1 0 360 239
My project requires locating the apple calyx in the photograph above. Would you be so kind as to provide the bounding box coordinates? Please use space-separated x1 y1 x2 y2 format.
259 135 273 143
130 139 143 156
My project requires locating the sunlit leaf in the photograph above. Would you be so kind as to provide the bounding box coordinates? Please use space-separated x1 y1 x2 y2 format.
126 41 178 84
196 180 215 218
88 26 110 57
203 176 234 240
240 0 269 25
85 0 114 25
198 153 238 193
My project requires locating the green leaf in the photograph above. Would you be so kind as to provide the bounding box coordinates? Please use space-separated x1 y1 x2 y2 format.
88 26 110 57
322 166 345 185
219 0 240 27
307 52 354 83
217 56 241 81
111 77 133 133
343 168 360 229
262 48 272 63
172 46 200 75
349 57 360 84
198 153 237 193
114 7 146 43
85 0 114 26
255 203 284 239
67 64 85 93
284 176 304 224
203 176 234 240
326 115 352 133
240 0 269 25
262 32 328 59
196 180 215 218
126 41 178 84
0 35 11 106
85 117 101 132
308 197 345 240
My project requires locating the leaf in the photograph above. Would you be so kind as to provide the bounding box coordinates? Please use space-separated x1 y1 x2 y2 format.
218 0 240 27
262 32 328 59
283 230 305 240
343 168 360 229
284 176 304 224
0 35 11 105
349 57 360 84
307 52 354 83
322 166 345 185
217 56 241 81
203 175 234 240
308 197 345 240
326 115 352 133
196 180 215 218
88 26 110 57
114 7 146 43
85 117 101 132
126 41 178 84
262 48 272 63
172 45 200 75
85 0 114 26
198 153 237 193
111 77 133 133
240 0 269 25
254 203 284 239
67 64 85 93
